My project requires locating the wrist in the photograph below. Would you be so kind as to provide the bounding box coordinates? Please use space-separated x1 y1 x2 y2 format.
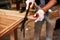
42 8 48 13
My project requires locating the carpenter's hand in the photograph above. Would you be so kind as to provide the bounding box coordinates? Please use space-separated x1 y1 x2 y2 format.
26 0 35 10
34 9 45 22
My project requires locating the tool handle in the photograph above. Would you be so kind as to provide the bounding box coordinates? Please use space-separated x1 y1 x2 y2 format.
25 2 32 18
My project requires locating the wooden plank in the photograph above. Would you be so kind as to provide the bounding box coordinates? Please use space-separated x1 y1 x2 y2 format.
0 9 35 20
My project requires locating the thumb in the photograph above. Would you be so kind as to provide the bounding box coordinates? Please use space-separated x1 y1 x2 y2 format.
34 13 39 18
34 13 40 22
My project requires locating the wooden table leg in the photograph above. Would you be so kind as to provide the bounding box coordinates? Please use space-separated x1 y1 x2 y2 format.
14 28 18 40
10 28 18 40
16 1 20 10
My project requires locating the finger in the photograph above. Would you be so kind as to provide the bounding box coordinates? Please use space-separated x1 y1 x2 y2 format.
26 5 28 10
34 13 36 17
26 1 29 10
35 17 40 22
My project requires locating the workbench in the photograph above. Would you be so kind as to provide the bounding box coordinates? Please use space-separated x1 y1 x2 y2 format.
0 9 34 40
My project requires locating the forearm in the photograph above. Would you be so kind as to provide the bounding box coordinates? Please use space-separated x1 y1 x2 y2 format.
42 0 57 12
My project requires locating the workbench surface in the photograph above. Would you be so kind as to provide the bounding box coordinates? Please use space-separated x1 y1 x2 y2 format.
0 9 35 39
